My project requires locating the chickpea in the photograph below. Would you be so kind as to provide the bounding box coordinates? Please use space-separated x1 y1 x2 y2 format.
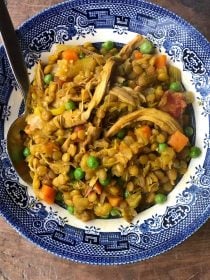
127 71 138 80
88 191 97 202
151 142 158 151
36 165 48 176
62 153 70 163
96 168 107 181
148 153 156 160
79 211 93 222
128 165 139 177
132 65 143 75
77 129 86 140
167 169 178 183
55 129 65 137
70 190 81 197
48 170 56 179
155 85 164 99
156 133 166 144
126 181 134 192
119 201 128 209
130 143 140 154
73 196 89 211
52 150 62 161
157 72 169 82
154 170 165 180
108 185 121 196
146 92 156 103
45 91 55 103
52 176 59 187
67 144 77 157
111 163 124 177
70 132 77 140
57 174 68 185
124 135 135 145
94 203 112 217
146 192 155 204
163 182 173 192
44 64 53 74
139 154 149 165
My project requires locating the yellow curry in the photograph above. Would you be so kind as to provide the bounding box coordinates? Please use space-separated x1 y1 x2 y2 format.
22 35 200 222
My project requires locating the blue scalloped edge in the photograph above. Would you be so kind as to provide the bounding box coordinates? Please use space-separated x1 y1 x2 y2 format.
0 202 210 265
13 0 210 47
0 0 210 265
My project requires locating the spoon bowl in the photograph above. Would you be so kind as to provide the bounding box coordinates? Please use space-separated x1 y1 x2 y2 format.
0 0 32 184
7 114 32 184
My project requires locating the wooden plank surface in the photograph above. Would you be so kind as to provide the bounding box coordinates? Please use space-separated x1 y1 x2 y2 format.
1 1 210 279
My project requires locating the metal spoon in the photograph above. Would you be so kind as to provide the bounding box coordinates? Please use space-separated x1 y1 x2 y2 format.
0 0 32 184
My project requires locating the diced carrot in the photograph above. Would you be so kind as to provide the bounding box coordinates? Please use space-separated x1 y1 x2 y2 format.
93 181 103 195
43 142 59 154
134 51 143 59
62 49 78 61
39 185 56 204
107 196 122 207
139 125 152 140
168 130 189 152
74 125 85 132
155 55 167 68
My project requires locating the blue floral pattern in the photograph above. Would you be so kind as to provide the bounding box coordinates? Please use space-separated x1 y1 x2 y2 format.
0 0 209 265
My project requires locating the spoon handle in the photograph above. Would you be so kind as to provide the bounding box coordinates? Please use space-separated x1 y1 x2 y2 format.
0 0 29 98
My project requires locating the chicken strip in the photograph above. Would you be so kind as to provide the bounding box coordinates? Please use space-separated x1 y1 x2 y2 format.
105 108 182 137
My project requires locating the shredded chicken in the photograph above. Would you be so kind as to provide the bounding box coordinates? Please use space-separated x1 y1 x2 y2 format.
105 108 182 137
109 86 146 107
23 35 195 223
109 86 136 106
81 57 116 120
118 34 144 59
35 62 44 92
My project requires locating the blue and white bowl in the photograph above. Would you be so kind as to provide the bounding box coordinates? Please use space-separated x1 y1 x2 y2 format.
0 0 210 265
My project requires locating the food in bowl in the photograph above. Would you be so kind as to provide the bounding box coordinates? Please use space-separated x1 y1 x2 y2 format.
22 34 201 222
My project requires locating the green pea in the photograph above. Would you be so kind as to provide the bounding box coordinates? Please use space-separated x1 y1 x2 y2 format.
158 143 168 153
155 193 167 204
110 208 121 217
65 100 76 111
55 191 63 202
169 81 182 92
79 52 85 59
139 40 154 54
99 176 111 186
68 169 75 181
101 215 110 219
189 146 201 158
117 129 126 139
23 147 30 157
184 126 194 137
67 205 74 214
44 73 53 84
101 41 115 51
87 155 100 169
124 189 130 198
74 167 85 180
116 177 124 187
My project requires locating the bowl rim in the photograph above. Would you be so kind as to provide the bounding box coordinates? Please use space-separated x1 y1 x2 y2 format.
0 0 210 265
